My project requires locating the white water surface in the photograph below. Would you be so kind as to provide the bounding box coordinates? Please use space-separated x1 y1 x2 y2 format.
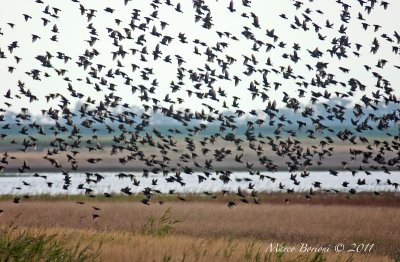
0 171 398 195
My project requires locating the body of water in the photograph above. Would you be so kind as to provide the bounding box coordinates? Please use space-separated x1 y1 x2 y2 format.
0 171 398 195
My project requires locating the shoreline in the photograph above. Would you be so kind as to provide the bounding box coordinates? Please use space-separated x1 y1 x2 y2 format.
1 192 399 207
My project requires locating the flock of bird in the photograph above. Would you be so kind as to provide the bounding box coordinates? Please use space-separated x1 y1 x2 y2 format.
0 0 400 212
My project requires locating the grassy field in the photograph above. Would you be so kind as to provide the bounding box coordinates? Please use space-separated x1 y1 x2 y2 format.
2 128 399 173
2 140 399 172
0 194 399 261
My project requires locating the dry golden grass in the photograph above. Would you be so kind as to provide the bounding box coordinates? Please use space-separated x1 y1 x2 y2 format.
0 198 399 261
2 227 393 262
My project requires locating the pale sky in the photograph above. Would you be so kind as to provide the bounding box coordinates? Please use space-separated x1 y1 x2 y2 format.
0 0 399 118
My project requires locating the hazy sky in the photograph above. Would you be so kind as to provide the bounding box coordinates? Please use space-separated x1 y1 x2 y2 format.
0 0 399 118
